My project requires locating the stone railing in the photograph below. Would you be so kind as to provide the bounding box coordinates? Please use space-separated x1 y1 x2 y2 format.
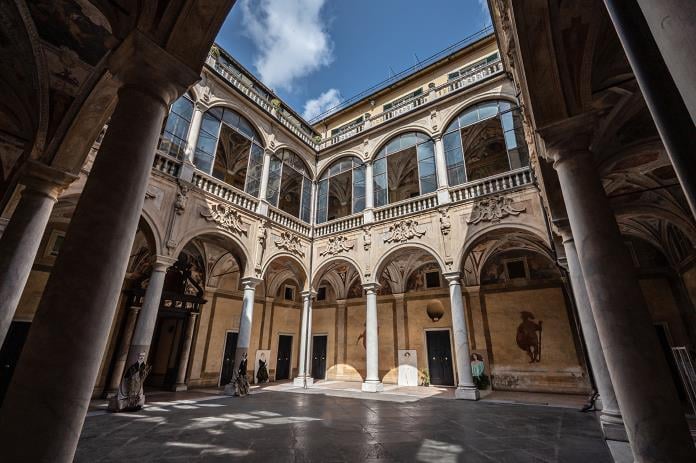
374 193 439 222
268 206 311 236
191 171 259 213
449 167 533 203
153 152 181 177
206 57 320 149
315 212 364 238
319 58 503 149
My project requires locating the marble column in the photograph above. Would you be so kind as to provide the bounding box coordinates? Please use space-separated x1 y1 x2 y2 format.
233 277 262 375
444 272 479 400
603 0 696 220
0 31 199 462
433 136 451 205
256 149 272 216
173 312 198 391
294 290 315 386
184 103 204 163
362 283 383 392
558 224 626 441
636 1 696 124
104 305 141 398
363 162 375 223
548 134 696 461
0 162 75 347
126 259 171 367
335 299 347 377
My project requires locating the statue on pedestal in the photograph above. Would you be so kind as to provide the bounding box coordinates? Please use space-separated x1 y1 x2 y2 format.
223 352 250 397
108 352 151 412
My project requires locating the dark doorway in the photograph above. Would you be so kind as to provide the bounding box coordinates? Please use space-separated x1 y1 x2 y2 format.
0 321 31 406
220 331 238 386
146 315 186 389
276 335 292 380
311 335 328 380
426 330 455 386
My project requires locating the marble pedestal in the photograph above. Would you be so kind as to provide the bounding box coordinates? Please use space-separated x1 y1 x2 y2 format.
293 376 314 387
455 386 480 400
361 380 384 392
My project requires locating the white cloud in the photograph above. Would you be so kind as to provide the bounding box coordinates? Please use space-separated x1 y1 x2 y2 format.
302 88 342 120
239 0 334 91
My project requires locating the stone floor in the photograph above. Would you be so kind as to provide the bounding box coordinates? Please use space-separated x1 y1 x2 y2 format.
78 385 612 462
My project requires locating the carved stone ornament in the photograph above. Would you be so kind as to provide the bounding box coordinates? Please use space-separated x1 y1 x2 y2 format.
383 219 426 244
467 195 526 224
438 208 451 235
363 227 372 251
175 183 189 215
319 235 355 257
274 231 305 257
200 203 248 235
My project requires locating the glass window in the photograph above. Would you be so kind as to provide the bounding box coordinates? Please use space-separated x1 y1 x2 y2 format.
443 101 528 186
267 149 312 222
160 95 194 159
373 132 437 206
316 156 367 224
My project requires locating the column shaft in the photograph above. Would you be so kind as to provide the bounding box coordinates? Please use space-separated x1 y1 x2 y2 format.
173 312 198 391
0 181 60 346
127 262 168 366
257 149 272 215
233 279 259 372
104 305 141 397
185 104 204 163
445 273 478 400
434 136 451 204
0 84 170 462
561 233 626 440
555 149 695 461
362 284 383 392
603 0 696 219
294 292 314 385
363 162 375 223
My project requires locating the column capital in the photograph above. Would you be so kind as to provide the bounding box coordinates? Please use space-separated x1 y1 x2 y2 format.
536 113 597 165
443 271 462 284
107 30 200 106
300 290 317 301
362 282 381 294
392 292 405 302
21 161 78 200
151 255 177 272
462 285 481 295
240 276 263 289
551 217 574 243
336 298 348 308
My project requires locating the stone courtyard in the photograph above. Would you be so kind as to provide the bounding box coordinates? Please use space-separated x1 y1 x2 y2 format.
77 386 611 462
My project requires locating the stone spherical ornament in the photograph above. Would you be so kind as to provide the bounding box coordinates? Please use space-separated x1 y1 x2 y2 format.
426 301 445 322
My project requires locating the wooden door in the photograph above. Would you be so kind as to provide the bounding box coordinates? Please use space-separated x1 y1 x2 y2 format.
276 335 292 380
426 330 455 386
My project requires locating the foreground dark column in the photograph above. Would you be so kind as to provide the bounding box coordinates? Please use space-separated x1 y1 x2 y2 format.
0 162 75 347
558 224 626 443
0 32 197 462
603 0 696 219
549 135 696 461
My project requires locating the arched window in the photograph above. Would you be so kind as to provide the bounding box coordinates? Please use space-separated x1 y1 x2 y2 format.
159 94 194 159
266 149 312 222
443 100 528 186
316 157 366 224
373 132 437 207
193 107 264 197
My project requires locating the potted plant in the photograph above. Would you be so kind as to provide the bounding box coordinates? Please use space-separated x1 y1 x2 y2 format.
313 135 322 144
270 98 281 108
210 44 220 59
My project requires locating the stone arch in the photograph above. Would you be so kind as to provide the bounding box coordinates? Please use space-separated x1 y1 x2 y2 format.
173 227 251 278
312 257 364 300
270 143 317 178
437 93 519 138
459 226 555 287
368 127 434 162
204 101 269 149
261 252 309 292
317 149 364 176
139 209 164 257
372 243 447 294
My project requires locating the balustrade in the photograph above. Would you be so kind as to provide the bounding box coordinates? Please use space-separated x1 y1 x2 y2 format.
152 153 181 177
374 193 439 222
268 207 311 236
449 167 532 203
191 171 259 213
315 213 364 237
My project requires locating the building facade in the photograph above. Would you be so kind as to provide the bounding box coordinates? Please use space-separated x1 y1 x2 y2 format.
2 30 691 405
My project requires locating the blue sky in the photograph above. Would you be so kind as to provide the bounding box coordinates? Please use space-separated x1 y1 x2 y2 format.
215 0 491 121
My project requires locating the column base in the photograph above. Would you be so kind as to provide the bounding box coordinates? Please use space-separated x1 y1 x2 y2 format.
436 188 451 204
293 376 314 387
172 383 188 392
104 389 118 399
600 411 628 442
455 386 480 400
361 380 383 392
605 439 633 463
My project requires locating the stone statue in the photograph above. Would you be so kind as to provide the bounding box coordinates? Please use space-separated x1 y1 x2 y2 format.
256 353 269 384
108 352 151 412
224 352 250 397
